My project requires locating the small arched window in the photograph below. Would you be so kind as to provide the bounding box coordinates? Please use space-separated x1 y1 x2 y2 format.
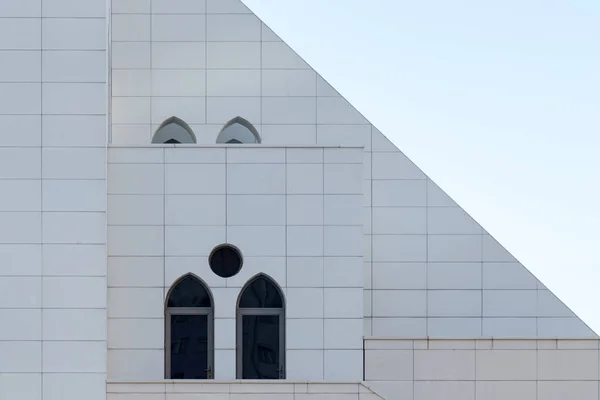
236 274 285 379
152 117 196 144
216 117 261 144
165 274 214 379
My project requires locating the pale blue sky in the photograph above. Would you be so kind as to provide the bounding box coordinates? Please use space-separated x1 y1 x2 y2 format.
244 0 600 332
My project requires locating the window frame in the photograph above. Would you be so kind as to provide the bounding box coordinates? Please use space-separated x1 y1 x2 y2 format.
164 275 215 379
235 275 286 379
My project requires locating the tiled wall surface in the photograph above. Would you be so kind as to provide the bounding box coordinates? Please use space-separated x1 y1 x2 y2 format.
107 146 364 381
365 338 600 400
0 1 107 400
107 382 383 400
109 0 595 339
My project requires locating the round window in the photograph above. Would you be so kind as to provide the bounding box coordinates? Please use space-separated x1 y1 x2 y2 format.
209 244 243 278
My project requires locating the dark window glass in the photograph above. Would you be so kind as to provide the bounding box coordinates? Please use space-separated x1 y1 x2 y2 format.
241 315 280 379
170 314 208 379
209 245 243 278
239 277 283 308
226 138 242 144
165 138 180 144
167 276 212 308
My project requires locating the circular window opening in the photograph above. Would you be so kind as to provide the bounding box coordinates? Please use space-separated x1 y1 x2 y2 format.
209 244 243 278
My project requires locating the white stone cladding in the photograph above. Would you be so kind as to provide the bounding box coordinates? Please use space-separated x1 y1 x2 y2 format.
0 0 597 399
107 145 364 381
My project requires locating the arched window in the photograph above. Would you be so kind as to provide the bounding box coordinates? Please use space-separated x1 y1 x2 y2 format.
165 274 214 379
216 117 261 144
236 274 285 379
152 117 196 144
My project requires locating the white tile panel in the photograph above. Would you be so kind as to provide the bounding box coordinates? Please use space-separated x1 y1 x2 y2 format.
372 290 427 317
323 257 363 288
324 195 363 226
43 180 106 212
414 382 475 400
152 97 205 124
43 341 105 373
428 263 482 290
43 309 106 340
287 226 323 257
372 317 427 337
107 349 163 380
325 319 363 349
166 164 226 194
108 164 163 194
428 290 482 317
113 42 151 68
42 115 105 147
0 18 41 50
165 225 225 256
108 318 163 349
108 257 163 288
43 0 106 17
428 235 483 262
107 226 164 256
0 0 40 17
42 18 106 50
482 318 537 337
207 42 260 69
151 14 206 41
538 317 598 338
324 350 363 381
42 148 105 179
372 263 427 290
317 97 369 125
108 287 164 318
427 179 458 207
206 70 260 97
113 0 151 13
287 288 323 318
287 350 324 381
112 70 151 96
317 125 371 150
287 319 324 349
0 51 40 82
414 349 476 381
0 83 41 114
428 318 482 337
0 180 41 211
0 244 41 276
152 0 206 13
372 235 427 262
482 262 539 289
428 207 483 234
538 290 576 318
227 148 285 163
372 180 427 207
226 226 285 257
42 212 105 244
165 194 226 226
0 309 41 340
43 277 106 308
43 374 106 400
112 14 150 41
206 0 251 13
227 195 285 226
152 42 205 69
287 195 323 226
0 342 41 372
108 194 163 225
482 234 517 262
287 257 323 288
43 83 106 114
111 97 151 124
483 290 538 317
324 163 363 194
324 226 363 257
164 148 224 163
262 70 317 97
0 374 41 400
286 164 323 194
43 244 105 276
262 42 309 69
207 14 261 41
228 163 285 194
206 96 260 125
372 207 426 234
0 212 41 243
325 288 363 318
43 51 106 83
262 97 316 124
0 115 41 146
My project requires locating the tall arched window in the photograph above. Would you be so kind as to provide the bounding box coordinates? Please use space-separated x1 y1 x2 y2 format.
165 274 214 379
236 274 285 379
216 117 261 144
152 117 196 144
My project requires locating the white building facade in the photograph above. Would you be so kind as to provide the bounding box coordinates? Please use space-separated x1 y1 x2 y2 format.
0 1 598 399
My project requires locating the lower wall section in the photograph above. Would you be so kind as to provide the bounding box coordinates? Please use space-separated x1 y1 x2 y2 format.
364 338 600 400
107 381 382 400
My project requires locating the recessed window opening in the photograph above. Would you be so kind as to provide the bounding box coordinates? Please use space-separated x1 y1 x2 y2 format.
236 274 285 379
209 244 243 278
152 116 196 144
165 274 214 379
216 117 261 144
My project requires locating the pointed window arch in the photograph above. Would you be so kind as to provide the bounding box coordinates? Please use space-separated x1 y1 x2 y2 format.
236 274 285 379
152 117 197 144
216 117 261 144
165 274 214 379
